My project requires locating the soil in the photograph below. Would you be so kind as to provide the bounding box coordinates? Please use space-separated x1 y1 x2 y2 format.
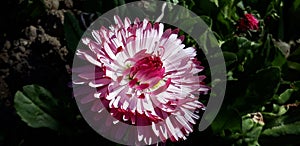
0 0 77 145
1 0 70 104
0 0 127 145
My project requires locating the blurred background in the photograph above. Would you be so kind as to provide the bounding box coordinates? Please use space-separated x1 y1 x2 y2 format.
1 0 300 145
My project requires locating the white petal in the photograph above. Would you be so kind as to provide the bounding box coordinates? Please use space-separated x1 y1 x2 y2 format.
151 122 160 136
103 42 117 60
165 118 178 141
106 85 126 100
76 50 102 67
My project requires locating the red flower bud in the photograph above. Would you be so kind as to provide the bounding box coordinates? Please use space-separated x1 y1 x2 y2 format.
237 13 259 31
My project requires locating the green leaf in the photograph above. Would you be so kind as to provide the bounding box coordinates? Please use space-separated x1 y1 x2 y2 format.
271 47 287 68
287 61 300 72
288 46 300 60
274 104 288 116
293 0 300 11
291 81 300 91
210 0 219 7
64 12 84 54
200 15 213 28
179 17 198 33
260 107 300 145
14 85 60 131
223 51 238 67
198 29 220 56
221 36 252 53
262 121 300 137
211 108 241 133
275 89 294 104
237 1 245 10
263 105 300 134
243 35 285 73
249 66 281 98
233 67 281 113
262 104 288 118
235 113 264 146
199 30 209 54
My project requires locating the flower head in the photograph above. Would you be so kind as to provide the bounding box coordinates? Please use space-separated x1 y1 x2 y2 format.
237 13 259 31
74 16 209 144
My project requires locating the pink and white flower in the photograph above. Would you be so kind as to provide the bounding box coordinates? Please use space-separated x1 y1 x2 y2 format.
73 16 209 144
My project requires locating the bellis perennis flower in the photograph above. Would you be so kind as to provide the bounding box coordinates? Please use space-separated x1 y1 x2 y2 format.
237 13 259 31
74 16 209 144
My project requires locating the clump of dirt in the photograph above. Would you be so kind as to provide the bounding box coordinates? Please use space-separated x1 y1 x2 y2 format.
0 0 75 108
0 77 10 106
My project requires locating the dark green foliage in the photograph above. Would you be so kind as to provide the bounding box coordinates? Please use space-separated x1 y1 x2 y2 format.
14 85 60 131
